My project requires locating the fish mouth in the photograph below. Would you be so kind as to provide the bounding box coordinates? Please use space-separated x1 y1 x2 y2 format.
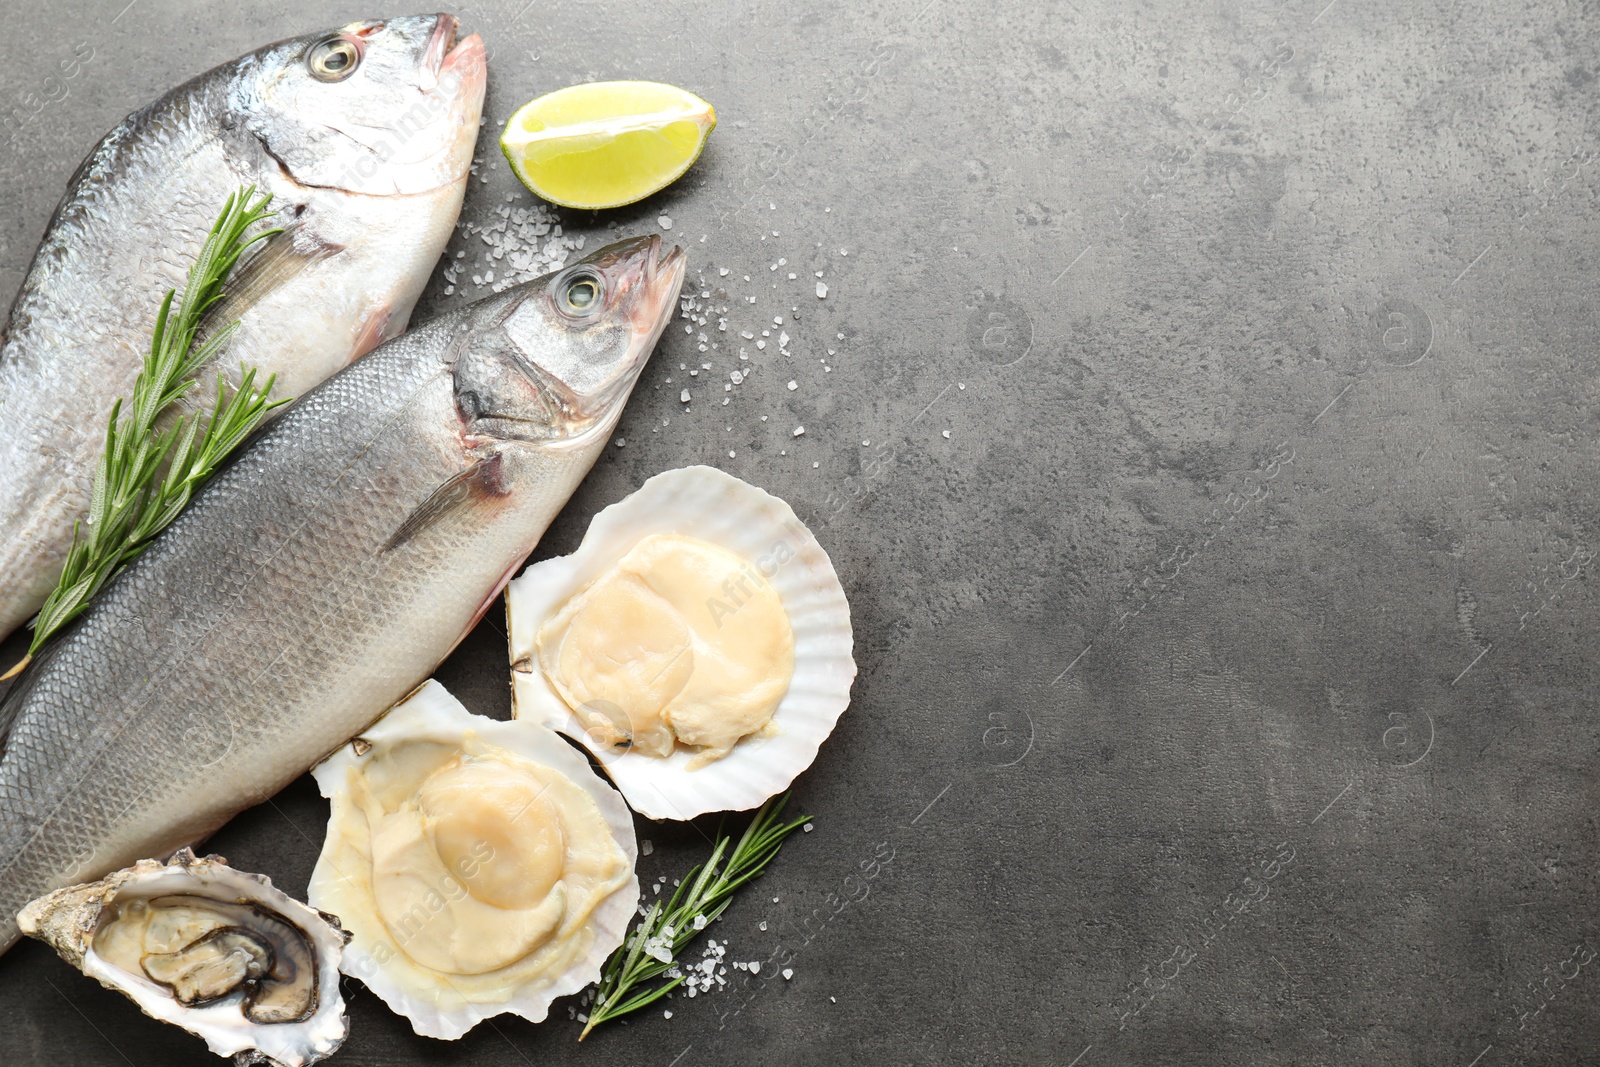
419 13 457 90
419 13 484 93
619 234 688 371
557 234 686 427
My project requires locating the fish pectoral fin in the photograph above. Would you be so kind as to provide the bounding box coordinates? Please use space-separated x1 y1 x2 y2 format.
200 220 344 339
383 456 506 552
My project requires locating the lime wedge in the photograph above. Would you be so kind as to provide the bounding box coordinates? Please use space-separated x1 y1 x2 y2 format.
501 81 717 210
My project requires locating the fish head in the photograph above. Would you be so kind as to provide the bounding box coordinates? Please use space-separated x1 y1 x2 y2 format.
453 234 688 446
241 13 486 195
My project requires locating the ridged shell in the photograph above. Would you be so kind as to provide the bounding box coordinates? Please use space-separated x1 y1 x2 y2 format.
507 465 855 820
306 680 638 1040
17 850 351 1067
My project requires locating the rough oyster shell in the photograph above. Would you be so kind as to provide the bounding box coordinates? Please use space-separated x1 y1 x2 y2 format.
507 465 856 820
18 849 350 1066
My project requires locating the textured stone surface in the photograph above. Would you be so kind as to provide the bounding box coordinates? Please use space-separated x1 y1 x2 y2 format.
4 0 1600 1063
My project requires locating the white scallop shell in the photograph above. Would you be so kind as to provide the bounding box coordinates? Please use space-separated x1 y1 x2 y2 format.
307 680 638 1040
507 465 855 820
17 850 350 1067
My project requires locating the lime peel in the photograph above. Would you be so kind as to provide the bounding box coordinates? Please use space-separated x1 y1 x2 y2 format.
501 81 717 210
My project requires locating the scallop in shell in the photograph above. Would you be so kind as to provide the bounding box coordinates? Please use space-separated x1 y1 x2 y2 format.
17 850 350 1067
507 465 855 820
307 680 637 1040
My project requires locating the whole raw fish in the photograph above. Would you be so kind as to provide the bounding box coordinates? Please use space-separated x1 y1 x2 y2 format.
0 233 686 951
0 14 487 640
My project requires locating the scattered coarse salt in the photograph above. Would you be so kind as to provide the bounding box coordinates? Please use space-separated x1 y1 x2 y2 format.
959 382 966 389
787 380 798 391
731 370 745 384
658 215 673 230
788 272 798 280
783 968 794 980
641 840 653 856
758 921 769 931
663 1010 673 1019
804 822 814 832
813 462 820 468
817 281 829 298
756 339 767 350
680 389 691 403
615 438 626 447
840 248 848 255
728 450 736 458
793 426 805 436
942 429 951 439
749 961 761 974
719 267 730 276
778 331 790 347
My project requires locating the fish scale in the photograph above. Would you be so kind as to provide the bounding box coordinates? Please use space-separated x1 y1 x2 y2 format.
0 15 486 640
0 233 687 951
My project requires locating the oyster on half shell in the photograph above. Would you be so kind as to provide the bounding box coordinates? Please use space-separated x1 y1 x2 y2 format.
18 850 350 1066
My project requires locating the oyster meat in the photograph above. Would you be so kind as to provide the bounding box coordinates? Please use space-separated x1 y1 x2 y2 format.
18 850 350 1066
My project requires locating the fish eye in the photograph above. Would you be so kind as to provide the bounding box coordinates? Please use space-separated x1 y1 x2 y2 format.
307 37 361 82
560 271 604 316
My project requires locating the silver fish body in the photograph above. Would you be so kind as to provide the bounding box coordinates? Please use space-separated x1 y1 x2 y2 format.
0 234 687 951
0 14 487 639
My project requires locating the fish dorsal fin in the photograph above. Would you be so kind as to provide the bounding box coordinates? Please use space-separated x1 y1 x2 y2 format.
201 218 343 339
383 456 506 552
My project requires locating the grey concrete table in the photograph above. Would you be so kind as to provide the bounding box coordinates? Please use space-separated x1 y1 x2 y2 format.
3 0 1599 1063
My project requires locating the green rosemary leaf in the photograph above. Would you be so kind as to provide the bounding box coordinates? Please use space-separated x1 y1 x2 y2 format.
579 793 811 1040
18 186 287 662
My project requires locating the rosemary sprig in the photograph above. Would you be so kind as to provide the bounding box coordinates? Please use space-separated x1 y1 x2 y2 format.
580 793 811 1040
9 186 287 670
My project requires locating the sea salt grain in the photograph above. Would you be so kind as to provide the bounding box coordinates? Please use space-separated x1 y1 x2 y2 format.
793 426 805 437
658 215 673 229
783 968 794 980
787 380 798 391
816 282 828 298
681 389 692 403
